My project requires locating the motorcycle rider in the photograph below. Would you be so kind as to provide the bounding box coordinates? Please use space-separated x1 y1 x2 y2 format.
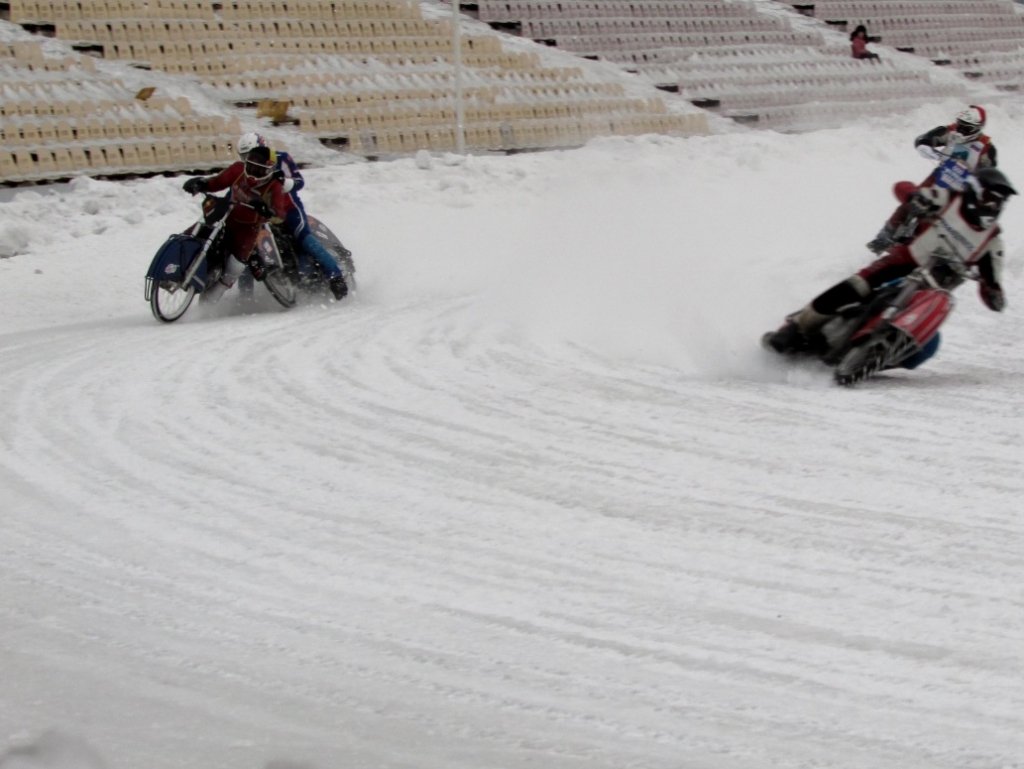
236 132 350 300
766 167 1016 367
867 105 998 254
182 145 295 302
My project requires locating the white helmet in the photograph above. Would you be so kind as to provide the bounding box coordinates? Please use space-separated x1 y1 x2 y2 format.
237 131 267 160
953 106 985 143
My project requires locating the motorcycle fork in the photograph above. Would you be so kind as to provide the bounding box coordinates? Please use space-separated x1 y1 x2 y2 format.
182 217 229 289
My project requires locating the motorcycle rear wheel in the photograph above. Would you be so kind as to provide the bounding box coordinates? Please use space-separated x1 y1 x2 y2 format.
264 269 298 308
151 281 196 322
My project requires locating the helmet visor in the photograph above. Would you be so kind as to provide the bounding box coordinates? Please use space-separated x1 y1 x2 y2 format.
244 157 273 181
955 119 979 139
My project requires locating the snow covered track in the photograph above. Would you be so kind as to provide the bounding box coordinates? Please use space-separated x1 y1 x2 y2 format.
3 118 1024 768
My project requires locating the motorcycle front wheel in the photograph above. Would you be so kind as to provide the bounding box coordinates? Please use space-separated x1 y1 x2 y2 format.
834 337 888 387
264 269 298 308
151 281 196 322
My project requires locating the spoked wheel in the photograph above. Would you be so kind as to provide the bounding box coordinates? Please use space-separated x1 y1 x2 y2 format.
834 337 888 387
264 268 298 308
151 281 196 322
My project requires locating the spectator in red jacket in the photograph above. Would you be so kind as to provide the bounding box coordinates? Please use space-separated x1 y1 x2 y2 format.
851 25 880 61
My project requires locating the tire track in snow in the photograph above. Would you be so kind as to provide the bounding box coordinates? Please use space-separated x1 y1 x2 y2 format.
2 295 1024 769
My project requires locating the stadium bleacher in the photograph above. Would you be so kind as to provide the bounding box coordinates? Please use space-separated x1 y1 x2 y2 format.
476 0 974 128
0 37 240 183
787 0 1024 87
2 0 1022 185
1 0 706 182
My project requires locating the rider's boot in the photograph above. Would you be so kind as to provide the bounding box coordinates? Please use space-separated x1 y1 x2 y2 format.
764 305 830 354
205 254 246 303
299 232 349 301
329 274 349 301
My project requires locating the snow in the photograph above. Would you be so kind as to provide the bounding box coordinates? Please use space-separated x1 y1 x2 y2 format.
3 96 1024 769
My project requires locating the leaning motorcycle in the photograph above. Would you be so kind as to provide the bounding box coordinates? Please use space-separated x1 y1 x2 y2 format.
144 194 296 322
766 253 974 386
248 216 356 304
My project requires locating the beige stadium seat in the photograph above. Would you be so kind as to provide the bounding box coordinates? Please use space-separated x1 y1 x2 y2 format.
68 145 90 171
116 117 138 138
37 121 58 144
83 117 105 140
151 140 171 167
215 137 235 162
198 138 218 164
12 149 38 177
33 148 55 176
149 113 170 137
13 98 37 117
182 137 202 166
100 145 124 169
167 138 186 166
53 147 75 174
135 141 156 169
20 122 42 145
0 150 18 180
101 117 120 138
120 143 141 170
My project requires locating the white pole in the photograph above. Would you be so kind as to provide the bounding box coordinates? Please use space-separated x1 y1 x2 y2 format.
452 0 465 154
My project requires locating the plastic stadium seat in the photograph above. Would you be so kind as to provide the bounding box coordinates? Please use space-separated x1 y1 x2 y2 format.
12 149 38 177
0 151 17 179
20 122 42 144
50 146 74 174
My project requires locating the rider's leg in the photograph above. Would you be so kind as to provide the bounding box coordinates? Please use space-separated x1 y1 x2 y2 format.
867 175 938 254
287 200 348 300
206 228 255 302
283 208 314 277
205 254 247 302
765 249 917 354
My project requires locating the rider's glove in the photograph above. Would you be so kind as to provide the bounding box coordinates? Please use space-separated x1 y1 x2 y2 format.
980 282 1005 312
250 199 275 218
907 190 940 217
272 168 285 184
182 177 208 195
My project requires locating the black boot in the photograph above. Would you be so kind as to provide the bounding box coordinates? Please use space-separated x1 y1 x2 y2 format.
763 321 809 354
247 255 266 281
329 274 349 301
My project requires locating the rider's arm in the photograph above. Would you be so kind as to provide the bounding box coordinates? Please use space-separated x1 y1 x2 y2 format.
914 125 949 149
981 144 997 169
276 152 304 194
976 238 1005 312
204 161 244 193
267 181 296 220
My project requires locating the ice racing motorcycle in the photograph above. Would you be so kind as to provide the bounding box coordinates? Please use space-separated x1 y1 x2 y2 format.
247 216 356 306
765 160 1014 386
145 196 355 322
764 254 976 386
144 194 298 322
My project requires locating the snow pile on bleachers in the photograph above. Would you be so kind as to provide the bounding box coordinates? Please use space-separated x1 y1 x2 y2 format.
0 35 240 184
2 0 706 169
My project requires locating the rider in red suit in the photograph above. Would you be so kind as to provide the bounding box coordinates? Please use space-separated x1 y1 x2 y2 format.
182 146 294 301
766 167 1016 363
